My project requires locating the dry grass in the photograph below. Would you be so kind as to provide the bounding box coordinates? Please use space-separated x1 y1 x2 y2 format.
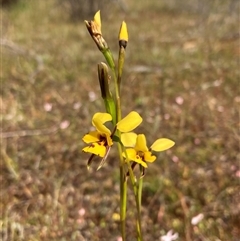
1 0 239 240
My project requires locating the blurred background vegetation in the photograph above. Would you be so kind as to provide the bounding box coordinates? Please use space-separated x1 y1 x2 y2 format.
1 0 239 240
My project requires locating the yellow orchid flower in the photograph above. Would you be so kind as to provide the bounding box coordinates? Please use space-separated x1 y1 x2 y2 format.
82 112 113 158
82 111 142 168
122 134 175 168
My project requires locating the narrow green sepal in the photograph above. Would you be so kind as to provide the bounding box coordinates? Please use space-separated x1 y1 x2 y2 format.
139 165 145 178
97 146 111 170
87 154 95 170
126 162 137 177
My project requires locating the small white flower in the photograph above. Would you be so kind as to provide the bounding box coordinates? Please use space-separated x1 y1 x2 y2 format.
44 102 52 112
60 120 70 129
88 91 97 102
161 230 179 241
175 96 184 105
73 102 82 110
172 155 179 163
236 170 240 177
78 208 85 217
191 213 204 225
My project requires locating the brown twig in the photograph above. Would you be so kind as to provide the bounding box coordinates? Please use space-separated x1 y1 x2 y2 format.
0 125 59 138
176 190 192 241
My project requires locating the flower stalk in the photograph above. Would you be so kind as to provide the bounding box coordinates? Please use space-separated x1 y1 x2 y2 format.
83 11 175 241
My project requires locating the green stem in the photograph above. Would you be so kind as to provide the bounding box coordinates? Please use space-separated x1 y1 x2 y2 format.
110 66 127 241
111 68 121 121
106 45 143 241
124 155 143 241
137 170 143 241
118 46 125 91
118 142 127 241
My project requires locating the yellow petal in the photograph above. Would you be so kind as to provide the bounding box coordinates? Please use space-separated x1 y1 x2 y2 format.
82 131 100 143
119 21 128 42
134 155 148 168
92 112 112 135
150 138 175 152
117 111 142 132
94 10 101 30
83 143 106 157
123 148 135 159
92 112 112 125
134 156 148 168
144 151 156 163
123 148 148 168
135 134 148 152
121 132 137 147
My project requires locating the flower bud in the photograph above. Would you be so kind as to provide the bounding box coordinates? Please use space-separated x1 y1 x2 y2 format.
98 62 111 99
119 21 128 48
98 62 116 124
85 10 108 51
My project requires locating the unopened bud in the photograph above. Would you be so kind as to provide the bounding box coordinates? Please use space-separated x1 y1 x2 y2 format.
85 10 108 51
119 21 128 48
98 63 116 124
98 62 111 100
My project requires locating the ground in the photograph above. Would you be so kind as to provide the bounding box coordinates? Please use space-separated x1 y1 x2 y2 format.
1 0 239 240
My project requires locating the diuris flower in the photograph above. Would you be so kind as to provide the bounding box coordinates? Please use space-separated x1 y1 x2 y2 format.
82 111 142 169
122 134 175 168
82 112 113 158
